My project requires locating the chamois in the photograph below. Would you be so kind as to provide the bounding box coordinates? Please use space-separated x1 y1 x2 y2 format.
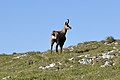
50 19 72 53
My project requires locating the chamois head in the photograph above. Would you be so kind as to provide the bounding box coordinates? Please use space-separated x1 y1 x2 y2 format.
64 19 72 30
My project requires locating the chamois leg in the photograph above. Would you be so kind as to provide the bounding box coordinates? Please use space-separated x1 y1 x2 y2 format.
56 44 59 53
50 39 54 54
60 43 64 53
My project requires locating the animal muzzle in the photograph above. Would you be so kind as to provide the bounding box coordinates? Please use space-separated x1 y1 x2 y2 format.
69 26 72 29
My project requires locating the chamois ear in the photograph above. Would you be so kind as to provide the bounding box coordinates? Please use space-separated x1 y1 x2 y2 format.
65 22 68 25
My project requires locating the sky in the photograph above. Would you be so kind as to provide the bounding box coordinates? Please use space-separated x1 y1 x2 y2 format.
0 0 120 54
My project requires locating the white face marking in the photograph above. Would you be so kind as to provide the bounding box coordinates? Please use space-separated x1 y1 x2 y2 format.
51 35 56 39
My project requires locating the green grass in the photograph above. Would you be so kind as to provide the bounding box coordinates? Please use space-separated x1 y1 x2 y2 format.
0 40 120 80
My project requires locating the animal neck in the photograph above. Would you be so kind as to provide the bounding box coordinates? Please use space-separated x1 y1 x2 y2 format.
61 26 67 35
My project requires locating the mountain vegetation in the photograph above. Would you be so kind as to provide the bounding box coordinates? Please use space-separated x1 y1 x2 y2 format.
0 36 120 80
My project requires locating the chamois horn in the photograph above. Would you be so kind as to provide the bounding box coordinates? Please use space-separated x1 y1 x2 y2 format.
67 19 69 24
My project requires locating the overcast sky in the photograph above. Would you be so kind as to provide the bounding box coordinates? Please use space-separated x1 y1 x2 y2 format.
0 0 120 54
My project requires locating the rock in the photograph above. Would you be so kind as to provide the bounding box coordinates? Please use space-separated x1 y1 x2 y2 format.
12 54 27 59
77 55 84 58
114 42 118 45
68 57 74 61
2 76 11 80
39 63 56 69
84 54 90 57
68 46 74 51
101 53 114 59
101 61 111 67
78 58 92 64
57 62 62 65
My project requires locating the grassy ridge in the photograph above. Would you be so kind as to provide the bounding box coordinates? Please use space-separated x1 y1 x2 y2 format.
0 39 120 80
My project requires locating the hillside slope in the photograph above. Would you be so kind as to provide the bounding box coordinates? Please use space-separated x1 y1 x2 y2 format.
0 39 120 80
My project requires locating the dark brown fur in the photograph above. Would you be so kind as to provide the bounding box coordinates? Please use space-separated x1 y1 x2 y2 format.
50 19 72 53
